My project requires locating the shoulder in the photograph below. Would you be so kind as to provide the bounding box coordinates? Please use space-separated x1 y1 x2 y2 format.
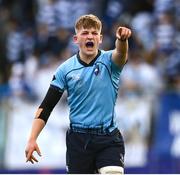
55 54 78 75
100 50 113 57
98 50 113 64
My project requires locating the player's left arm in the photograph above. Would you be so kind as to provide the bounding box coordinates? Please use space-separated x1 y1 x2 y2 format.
112 27 132 67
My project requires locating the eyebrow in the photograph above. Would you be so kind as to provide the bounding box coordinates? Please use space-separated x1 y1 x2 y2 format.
81 29 99 33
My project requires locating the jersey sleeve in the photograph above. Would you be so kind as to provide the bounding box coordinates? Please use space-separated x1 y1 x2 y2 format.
104 50 124 73
50 66 66 92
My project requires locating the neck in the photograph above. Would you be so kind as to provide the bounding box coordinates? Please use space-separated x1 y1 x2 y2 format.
79 50 98 64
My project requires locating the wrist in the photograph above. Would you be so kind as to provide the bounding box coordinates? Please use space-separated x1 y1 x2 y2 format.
29 136 37 141
117 38 127 42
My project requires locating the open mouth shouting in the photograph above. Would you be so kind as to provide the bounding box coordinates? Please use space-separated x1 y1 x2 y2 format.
85 41 94 49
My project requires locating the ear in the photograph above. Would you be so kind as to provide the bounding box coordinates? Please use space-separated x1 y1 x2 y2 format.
99 34 103 44
73 35 78 44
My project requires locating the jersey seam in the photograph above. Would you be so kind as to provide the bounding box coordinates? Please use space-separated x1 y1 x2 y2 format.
96 61 118 91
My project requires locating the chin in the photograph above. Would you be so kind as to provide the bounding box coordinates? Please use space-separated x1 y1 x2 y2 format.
86 48 97 54
86 51 96 57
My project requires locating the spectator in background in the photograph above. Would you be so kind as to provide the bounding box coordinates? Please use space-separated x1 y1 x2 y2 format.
165 50 180 91
37 0 93 32
155 11 176 54
131 12 155 51
33 23 49 64
20 27 36 62
36 0 57 34
47 27 70 59
6 19 24 63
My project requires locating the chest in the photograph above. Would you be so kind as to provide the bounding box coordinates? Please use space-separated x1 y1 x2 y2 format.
66 63 110 93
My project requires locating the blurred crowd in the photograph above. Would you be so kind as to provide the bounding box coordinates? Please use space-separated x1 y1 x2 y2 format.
0 0 180 171
0 0 180 100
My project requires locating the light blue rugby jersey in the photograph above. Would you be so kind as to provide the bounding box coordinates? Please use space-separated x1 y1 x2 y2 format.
51 50 124 132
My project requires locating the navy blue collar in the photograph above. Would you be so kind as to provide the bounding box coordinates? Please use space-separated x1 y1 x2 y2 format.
77 50 101 67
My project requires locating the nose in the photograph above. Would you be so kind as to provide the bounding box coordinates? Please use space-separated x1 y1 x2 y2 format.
87 33 93 39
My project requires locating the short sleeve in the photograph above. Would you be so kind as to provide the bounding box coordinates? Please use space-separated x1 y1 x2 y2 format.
110 57 123 73
50 67 66 92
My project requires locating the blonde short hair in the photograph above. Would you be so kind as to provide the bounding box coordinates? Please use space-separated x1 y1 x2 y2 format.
75 14 102 33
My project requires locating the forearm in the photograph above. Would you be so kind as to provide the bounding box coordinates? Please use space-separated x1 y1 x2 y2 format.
28 119 45 141
112 27 131 67
115 39 128 63
28 85 63 140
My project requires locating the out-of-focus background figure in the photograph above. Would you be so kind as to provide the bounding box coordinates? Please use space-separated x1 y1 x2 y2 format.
0 0 180 174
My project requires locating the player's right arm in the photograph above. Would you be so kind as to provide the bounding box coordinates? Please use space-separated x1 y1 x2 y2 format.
25 85 63 164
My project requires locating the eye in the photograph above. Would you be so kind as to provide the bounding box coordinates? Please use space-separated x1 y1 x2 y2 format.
92 32 98 35
81 32 88 35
